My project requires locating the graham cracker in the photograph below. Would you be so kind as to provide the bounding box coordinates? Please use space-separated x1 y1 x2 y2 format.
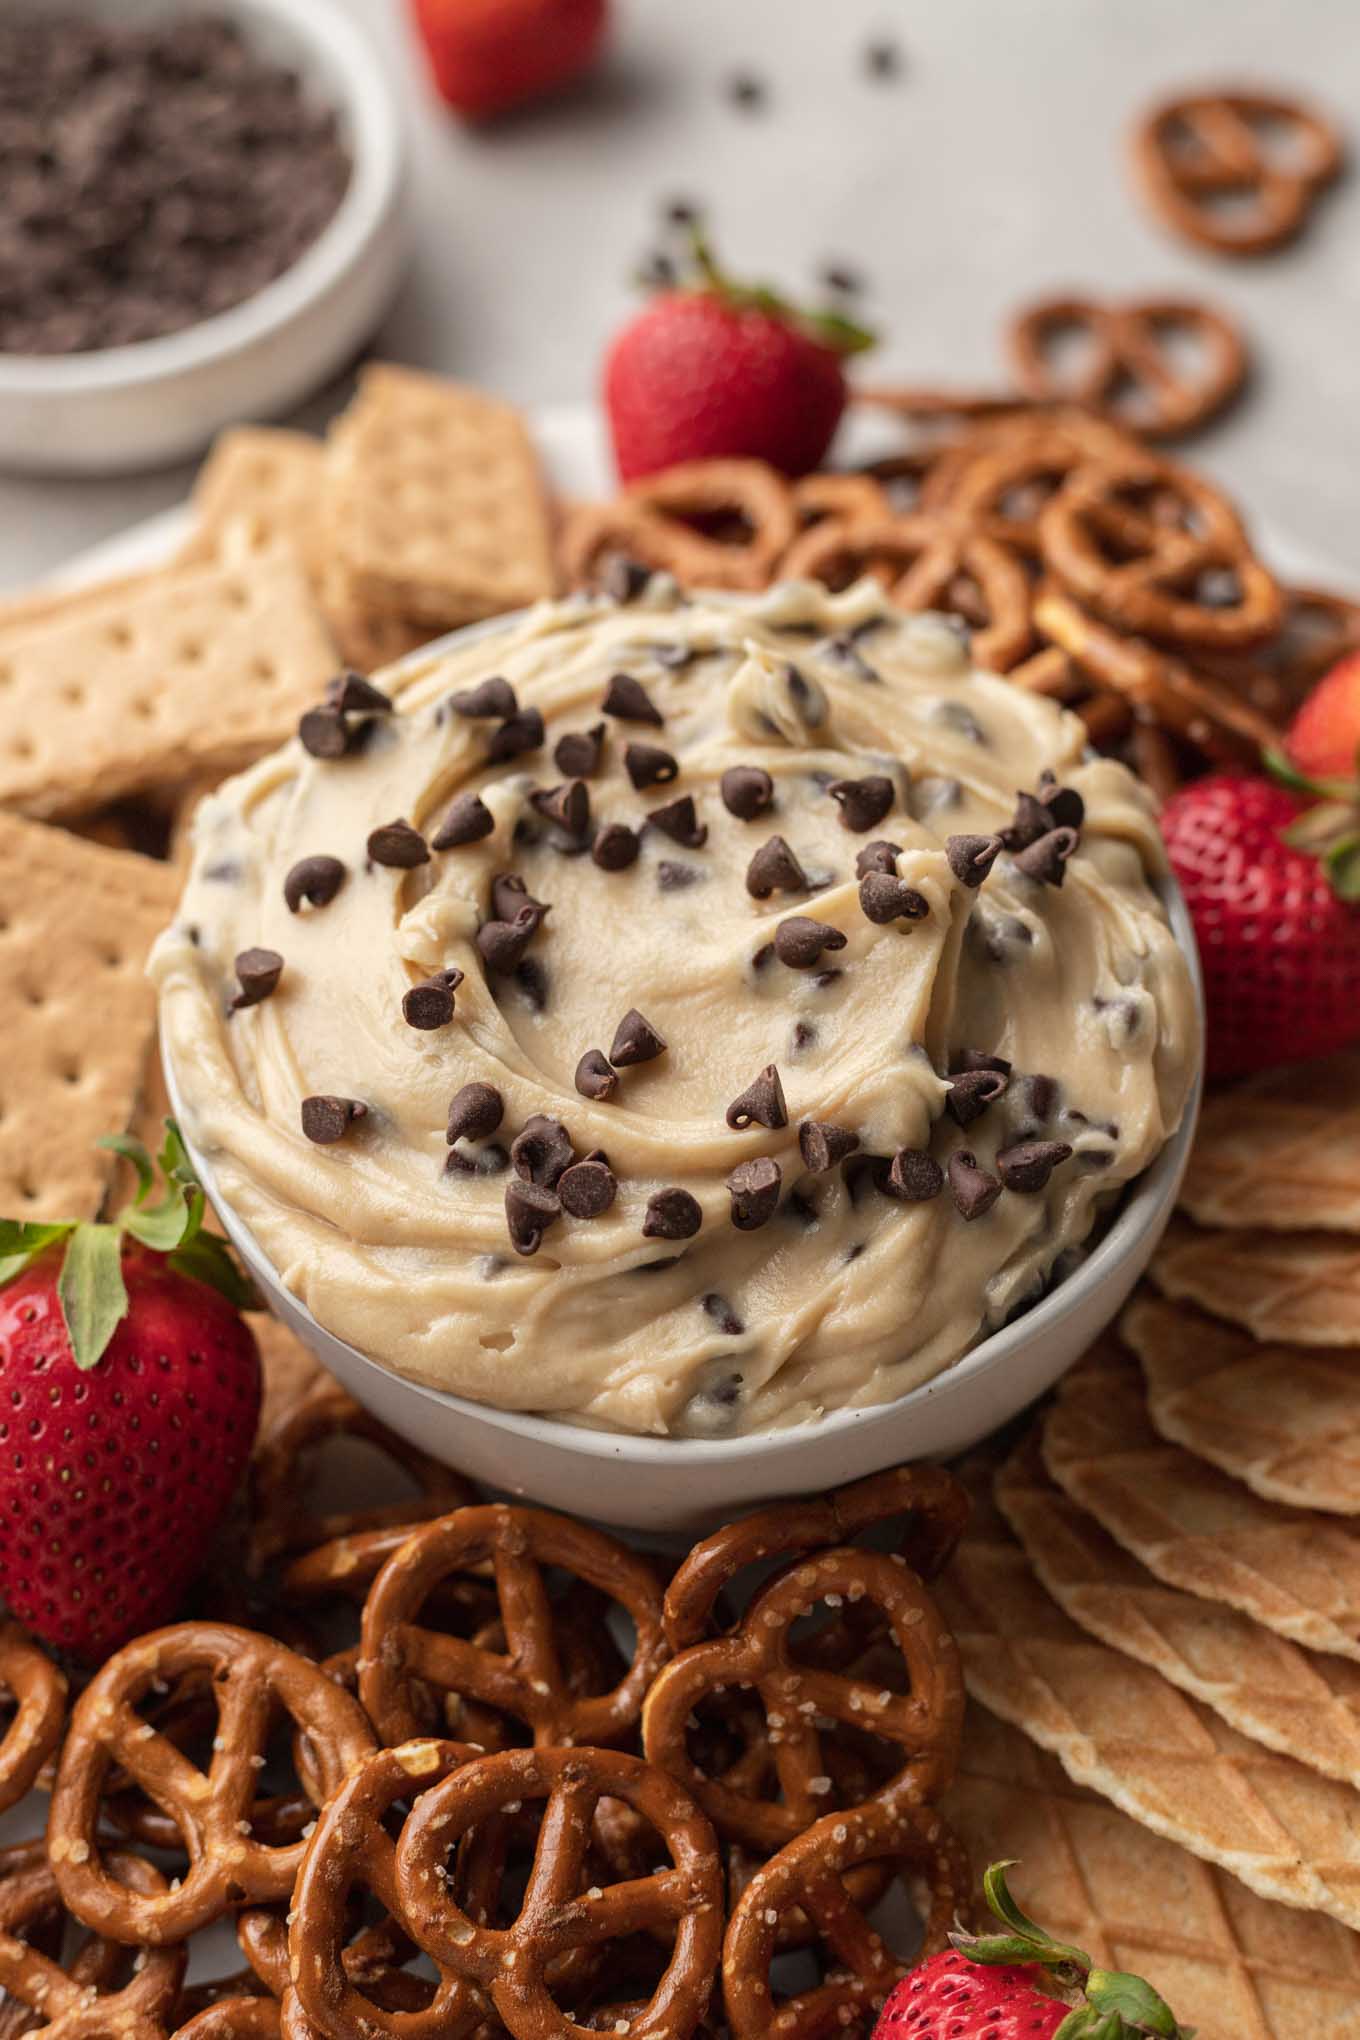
1041 1334 1360 1660
0 552 337 819
0 569 162 636
0 813 177 1221
178 425 326 574
945 1702 1360 2040
1151 1216 1360 1347
935 1458 1360 1930
323 364 557 627
315 558 434 674
997 1427 1360 1785
1181 1050 1360 1234
1124 1290 1360 1514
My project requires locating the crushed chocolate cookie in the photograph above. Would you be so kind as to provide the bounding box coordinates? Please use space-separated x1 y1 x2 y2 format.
603 672 664 726
946 833 1003 888
301 1095 366 1145
703 1292 745 1336
728 1157 781 1231
859 873 929 925
505 1179 560 1256
559 1158 617 1219
432 793 495 849
402 969 462 1030
511 1115 575 1188
610 1009 667 1066
829 775 895 832
230 947 282 1011
887 1148 944 1201
746 835 807 899
487 709 546 763
592 823 641 871
625 742 679 790
643 1187 702 1240
774 917 848 969
948 1150 1002 1221
997 1139 1074 1193
447 1083 504 1144
449 676 518 719
575 1050 618 1102
945 1067 1010 1127
367 819 429 869
721 765 775 821
284 855 345 913
647 795 708 848
798 1121 860 1171
530 781 591 838
726 1063 788 1131
855 840 901 880
1013 826 1079 887
554 724 606 778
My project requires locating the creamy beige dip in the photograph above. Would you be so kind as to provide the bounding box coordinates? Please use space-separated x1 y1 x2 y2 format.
152 579 1197 1438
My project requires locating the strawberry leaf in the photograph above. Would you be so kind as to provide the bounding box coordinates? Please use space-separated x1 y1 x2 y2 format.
57 1223 129 1371
168 1232 259 1311
0 1220 75 1287
1324 834 1360 902
1085 1967 1187 2037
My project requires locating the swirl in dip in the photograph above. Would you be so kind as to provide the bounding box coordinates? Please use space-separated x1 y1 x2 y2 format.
152 578 1197 1439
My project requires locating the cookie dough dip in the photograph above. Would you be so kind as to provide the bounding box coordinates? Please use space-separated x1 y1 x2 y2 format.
153 576 1198 1439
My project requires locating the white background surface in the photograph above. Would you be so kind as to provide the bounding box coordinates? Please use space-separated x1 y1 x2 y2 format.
3 0 1358 587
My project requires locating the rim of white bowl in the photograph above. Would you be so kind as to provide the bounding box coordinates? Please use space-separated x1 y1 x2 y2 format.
0 0 403 392
166 601 1206 1464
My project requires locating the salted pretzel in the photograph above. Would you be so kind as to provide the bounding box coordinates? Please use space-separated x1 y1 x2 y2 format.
175 2005 282 2040
0 1842 185 2040
561 461 797 592
1134 88 1345 256
0 1623 66 1815
663 1463 969 1651
790 473 893 528
721 1801 970 2040
779 510 1032 670
359 1505 668 1749
1039 453 1283 649
1007 295 1247 440
48 1622 376 1944
644 1546 964 1853
248 1378 474 1573
391 1745 724 2040
1195 583 1360 717
922 415 1140 563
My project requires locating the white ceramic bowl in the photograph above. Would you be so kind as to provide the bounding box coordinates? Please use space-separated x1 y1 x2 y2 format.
0 0 407 476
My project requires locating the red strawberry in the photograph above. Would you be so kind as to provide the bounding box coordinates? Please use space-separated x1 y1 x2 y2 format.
0 1125 261 1658
605 228 874 481
1285 648 1360 783
409 0 607 121
1160 769 1360 1082
874 1861 1187 2040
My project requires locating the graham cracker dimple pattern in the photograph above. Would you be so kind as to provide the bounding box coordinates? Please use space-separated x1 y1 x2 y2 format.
997 1426 1360 1785
1041 1336 1360 1660
178 425 326 573
936 1460 1360 1930
1180 1050 1360 1233
324 364 558 627
0 814 178 1221
1151 1215 1360 1347
0 553 338 819
945 1705 1360 2040
1124 1290 1360 1514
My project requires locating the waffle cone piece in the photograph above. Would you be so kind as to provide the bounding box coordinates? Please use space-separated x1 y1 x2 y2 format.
1151 1216 1360 1346
944 1702 1360 2039
934 1458 1360 1928
1124 1290 1360 1513
998 1427 1360 1784
1041 1336 1360 1659
1180 1050 1360 1233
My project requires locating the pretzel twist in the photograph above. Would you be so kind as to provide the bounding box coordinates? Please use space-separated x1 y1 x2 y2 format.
0 1623 66 1816
1134 89 1345 255
0 1844 185 2039
561 461 797 592
1007 295 1247 439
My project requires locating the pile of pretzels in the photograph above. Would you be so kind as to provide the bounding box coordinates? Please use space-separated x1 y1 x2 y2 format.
0 1373 974 2040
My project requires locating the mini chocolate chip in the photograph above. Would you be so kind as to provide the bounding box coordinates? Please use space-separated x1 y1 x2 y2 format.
558 1158 618 1218
575 1049 619 1101
746 835 807 899
530 781 591 837
1001 791 1052 851
367 819 429 869
601 556 652 603
447 1082 504 1143
997 1139 1074 1193
298 705 350 759
855 840 902 880
887 1148 944 1201
728 1157 782 1231
945 1068 1010 1127
812 968 843 990
703 1293 745 1336
859 873 929 924
953 1049 1012 1077
554 724 606 778
505 1178 561 1256
726 1063 787 1131
592 823 641 872
948 1150 1002 1221
610 1008 667 1066
301 1095 367 1145
1013 826 1080 887
511 1114 575 1188
752 943 776 973
329 672 392 715
726 69 766 109
829 775 895 832
774 917 848 969
647 795 708 848
865 35 902 76
487 709 545 763
658 861 703 892
843 1153 891 1203
946 833 1003 887
652 641 697 671
477 906 543 974
231 947 282 1010
1021 1073 1058 1121
516 962 551 1018
284 855 346 913
446 1142 510 1178
431 793 495 849
449 676 518 719
798 1121 860 1171
491 873 547 923
1038 771 1085 832
790 1021 817 1056
643 1187 703 1240
721 765 775 820
402 968 462 1030
603 672 664 726
625 742 679 790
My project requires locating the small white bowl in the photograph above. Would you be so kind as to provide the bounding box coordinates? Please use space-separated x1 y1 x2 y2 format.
0 0 407 476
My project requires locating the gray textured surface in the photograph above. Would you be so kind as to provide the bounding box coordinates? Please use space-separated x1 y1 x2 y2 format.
3 0 1357 586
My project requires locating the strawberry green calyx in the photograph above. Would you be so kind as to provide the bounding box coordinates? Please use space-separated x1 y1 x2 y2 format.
951 1863 1193 2040
646 224 876 358
0 1120 257 1370
1264 748 1360 902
